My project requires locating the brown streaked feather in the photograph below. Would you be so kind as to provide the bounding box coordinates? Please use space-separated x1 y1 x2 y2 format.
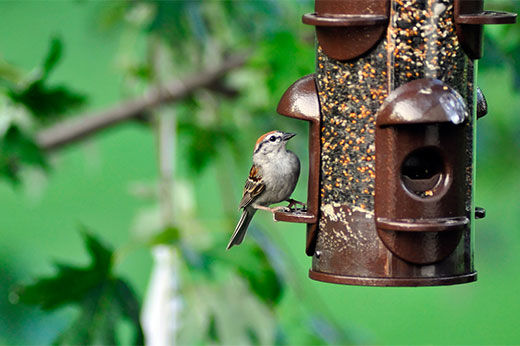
238 164 265 209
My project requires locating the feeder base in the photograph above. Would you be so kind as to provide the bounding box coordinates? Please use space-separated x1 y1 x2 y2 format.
309 270 477 287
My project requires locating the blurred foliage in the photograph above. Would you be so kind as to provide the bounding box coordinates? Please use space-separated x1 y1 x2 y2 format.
13 231 143 345
479 2 520 183
179 234 284 308
177 239 279 344
485 2 520 87
171 223 351 345
7 38 85 120
0 37 85 182
177 117 236 173
0 1 343 343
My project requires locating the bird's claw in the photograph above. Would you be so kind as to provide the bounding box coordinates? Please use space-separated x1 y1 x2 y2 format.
286 198 307 211
272 206 291 221
273 206 291 213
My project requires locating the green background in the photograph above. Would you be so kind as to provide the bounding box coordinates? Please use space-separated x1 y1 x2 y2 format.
1 1 519 345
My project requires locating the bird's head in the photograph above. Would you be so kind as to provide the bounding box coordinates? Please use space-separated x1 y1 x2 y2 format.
252 130 296 161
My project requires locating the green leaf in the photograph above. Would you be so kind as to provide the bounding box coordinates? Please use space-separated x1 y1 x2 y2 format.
81 228 112 275
97 2 130 30
207 314 219 343
1 126 46 167
113 280 145 345
197 235 284 307
0 125 46 183
234 244 284 307
13 231 144 345
146 1 205 44
255 30 314 99
128 64 152 82
42 37 62 78
179 242 213 275
6 37 86 120
146 226 181 246
177 118 235 174
8 80 85 120
52 282 119 345
16 263 98 311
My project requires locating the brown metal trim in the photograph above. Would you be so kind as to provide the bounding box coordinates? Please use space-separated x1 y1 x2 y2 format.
304 116 320 256
454 0 517 59
309 270 477 287
376 217 469 232
302 13 387 27
275 74 321 256
456 11 517 25
274 210 316 223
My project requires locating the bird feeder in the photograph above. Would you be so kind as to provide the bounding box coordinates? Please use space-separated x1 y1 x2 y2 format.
275 0 516 286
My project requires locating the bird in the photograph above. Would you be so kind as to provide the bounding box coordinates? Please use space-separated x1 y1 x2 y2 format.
226 130 305 250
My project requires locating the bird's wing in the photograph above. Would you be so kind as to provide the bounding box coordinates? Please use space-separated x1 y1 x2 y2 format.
238 164 265 209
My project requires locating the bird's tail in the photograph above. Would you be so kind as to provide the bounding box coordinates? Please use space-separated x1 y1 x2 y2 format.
226 208 256 250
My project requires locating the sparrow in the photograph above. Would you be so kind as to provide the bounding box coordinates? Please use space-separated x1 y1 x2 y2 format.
226 130 305 250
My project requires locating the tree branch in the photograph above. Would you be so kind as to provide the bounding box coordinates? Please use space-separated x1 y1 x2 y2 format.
36 53 248 152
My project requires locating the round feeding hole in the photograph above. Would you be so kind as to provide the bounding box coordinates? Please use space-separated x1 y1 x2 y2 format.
401 147 444 198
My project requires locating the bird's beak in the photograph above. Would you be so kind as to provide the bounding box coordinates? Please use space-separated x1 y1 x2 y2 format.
282 132 296 141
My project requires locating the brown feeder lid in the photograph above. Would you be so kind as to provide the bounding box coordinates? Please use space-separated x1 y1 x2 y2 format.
302 0 389 61
377 79 468 127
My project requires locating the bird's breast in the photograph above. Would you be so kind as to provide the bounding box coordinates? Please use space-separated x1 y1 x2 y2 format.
258 152 300 205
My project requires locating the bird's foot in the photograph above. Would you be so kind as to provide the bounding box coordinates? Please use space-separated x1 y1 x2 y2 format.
271 206 291 221
286 198 307 211
253 204 289 213
253 204 290 221
273 205 291 213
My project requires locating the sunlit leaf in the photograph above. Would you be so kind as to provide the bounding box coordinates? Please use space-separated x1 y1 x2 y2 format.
128 64 152 82
0 59 23 84
97 1 130 30
147 226 181 246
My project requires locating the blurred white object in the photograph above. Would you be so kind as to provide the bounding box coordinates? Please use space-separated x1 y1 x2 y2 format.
141 245 181 346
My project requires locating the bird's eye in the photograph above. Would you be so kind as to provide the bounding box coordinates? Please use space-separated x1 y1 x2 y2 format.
269 136 276 142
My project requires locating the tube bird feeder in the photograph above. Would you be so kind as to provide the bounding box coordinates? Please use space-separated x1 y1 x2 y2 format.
274 0 516 286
